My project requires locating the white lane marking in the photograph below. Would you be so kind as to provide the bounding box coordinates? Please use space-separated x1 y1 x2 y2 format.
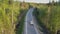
25 11 27 34
25 9 30 34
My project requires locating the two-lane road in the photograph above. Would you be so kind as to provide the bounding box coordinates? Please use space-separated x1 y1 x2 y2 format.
23 8 38 34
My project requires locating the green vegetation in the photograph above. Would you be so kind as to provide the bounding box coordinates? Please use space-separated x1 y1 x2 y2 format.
1 0 60 34
0 0 20 34
16 10 27 34
0 0 29 34
33 2 60 34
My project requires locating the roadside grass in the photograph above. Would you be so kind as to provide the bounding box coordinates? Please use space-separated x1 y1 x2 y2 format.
16 14 25 34
33 4 60 34
16 3 29 34
33 7 49 34
16 9 28 34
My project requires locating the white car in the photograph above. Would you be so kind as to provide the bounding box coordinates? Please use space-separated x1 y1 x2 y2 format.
30 21 34 25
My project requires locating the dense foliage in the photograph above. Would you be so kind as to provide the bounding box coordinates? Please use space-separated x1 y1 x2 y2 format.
33 3 60 34
0 0 21 34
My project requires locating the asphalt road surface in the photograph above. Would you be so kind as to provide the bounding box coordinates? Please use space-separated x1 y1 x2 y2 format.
23 8 38 34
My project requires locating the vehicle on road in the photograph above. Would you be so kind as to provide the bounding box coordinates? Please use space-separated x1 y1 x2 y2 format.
30 20 34 25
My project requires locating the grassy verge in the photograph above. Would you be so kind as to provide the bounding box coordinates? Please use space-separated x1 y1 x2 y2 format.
16 9 28 34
